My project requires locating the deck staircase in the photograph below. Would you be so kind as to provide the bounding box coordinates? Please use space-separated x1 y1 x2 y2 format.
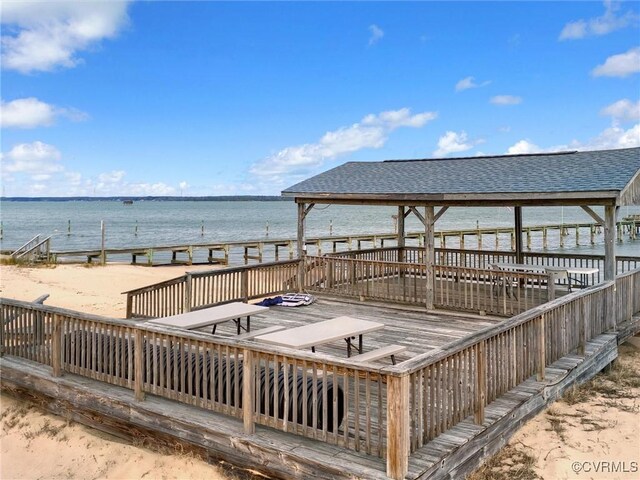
11 235 52 263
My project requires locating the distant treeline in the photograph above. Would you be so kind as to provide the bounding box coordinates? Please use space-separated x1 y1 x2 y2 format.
0 196 292 202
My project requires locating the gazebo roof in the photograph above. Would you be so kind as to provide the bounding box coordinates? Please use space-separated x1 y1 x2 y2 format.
282 147 640 206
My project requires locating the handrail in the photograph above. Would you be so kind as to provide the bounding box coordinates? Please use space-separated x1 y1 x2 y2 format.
15 236 52 261
382 279 615 375
11 235 40 258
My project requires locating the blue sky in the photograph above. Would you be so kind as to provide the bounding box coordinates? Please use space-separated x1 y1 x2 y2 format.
1 1 639 197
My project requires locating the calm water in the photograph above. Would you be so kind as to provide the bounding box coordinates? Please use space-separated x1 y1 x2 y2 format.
1 201 639 261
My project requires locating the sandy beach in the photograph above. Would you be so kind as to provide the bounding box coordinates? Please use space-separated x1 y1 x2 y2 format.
1 264 638 479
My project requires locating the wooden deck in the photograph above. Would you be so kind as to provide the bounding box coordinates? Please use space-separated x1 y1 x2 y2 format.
0 333 619 480
195 297 503 363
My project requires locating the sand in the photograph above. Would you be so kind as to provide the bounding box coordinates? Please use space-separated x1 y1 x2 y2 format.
1 263 639 479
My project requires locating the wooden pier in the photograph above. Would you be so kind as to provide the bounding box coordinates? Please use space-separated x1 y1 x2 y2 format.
39 219 640 266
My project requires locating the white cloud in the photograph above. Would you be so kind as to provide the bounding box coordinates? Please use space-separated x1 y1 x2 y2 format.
1 141 63 175
600 99 640 123
1 2 130 73
580 123 640 150
507 140 541 155
433 131 483 157
250 107 437 179
98 170 126 184
368 24 384 46
455 76 491 92
592 47 640 77
506 122 640 155
490 95 522 106
559 1 638 40
0 97 88 128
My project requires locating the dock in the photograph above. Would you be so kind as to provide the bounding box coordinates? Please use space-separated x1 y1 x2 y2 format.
19 219 640 266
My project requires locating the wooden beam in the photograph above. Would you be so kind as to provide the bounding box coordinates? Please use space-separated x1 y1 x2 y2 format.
604 205 616 281
514 206 523 264
580 206 605 225
397 206 405 263
297 202 306 290
434 206 449 223
303 203 315 219
409 206 426 226
425 206 435 310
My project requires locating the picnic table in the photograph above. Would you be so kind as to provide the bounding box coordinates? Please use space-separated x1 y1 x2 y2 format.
492 263 599 299
255 316 385 357
147 302 269 334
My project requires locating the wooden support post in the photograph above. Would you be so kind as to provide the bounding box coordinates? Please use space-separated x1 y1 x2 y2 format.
604 205 616 281
526 228 531 250
134 329 145 401
297 202 307 290
590 225 595 245
543 227 548 249
52 314 62 377
514 206 523 263
242 348 255 434
386 374 410 480
575 225 579 246
397 206 405 263
537 315 545 381
425 206 435 310
495 231 499 250
184 273 192 313
474 340 486 425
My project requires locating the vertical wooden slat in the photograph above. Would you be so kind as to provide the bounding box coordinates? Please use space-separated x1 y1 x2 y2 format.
134 329 145 401
386 374 409 480
243 348 255 434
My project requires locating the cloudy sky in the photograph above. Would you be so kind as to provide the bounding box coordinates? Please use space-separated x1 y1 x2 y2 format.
1 1 639 197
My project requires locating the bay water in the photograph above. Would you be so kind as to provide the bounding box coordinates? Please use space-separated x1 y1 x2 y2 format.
1 201 638 263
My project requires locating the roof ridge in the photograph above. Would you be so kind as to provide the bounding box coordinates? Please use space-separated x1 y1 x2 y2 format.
383 150 581 163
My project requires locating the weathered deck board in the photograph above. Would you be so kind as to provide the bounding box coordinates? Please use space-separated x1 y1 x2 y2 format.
199 297 503 362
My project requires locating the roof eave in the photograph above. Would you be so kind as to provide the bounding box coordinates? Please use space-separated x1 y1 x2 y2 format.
282 190 620 207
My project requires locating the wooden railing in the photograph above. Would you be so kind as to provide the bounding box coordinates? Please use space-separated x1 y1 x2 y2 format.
3 267 639 480
384 278 618 462
305 256 549 316
615 268 640 327
1 299 390 461
125 260 299 318
11 235 52 263
331 246 640 286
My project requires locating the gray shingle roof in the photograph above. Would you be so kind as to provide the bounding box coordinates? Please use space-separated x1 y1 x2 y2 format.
282 148 640 200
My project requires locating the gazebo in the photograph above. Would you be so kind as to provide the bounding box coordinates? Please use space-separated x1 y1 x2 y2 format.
283 147 640 311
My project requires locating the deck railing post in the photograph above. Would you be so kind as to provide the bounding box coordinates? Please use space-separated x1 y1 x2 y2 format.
537 315 545 381
184 273 192 313
126 294 133 319
386 373 410 480
474 340 486 425
242 348 255 434
242 269 249 302
52 314 62 377
134 328 145 401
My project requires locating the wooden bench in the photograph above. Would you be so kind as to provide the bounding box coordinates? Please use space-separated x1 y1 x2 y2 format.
351 344 406 365
237 325 286 340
